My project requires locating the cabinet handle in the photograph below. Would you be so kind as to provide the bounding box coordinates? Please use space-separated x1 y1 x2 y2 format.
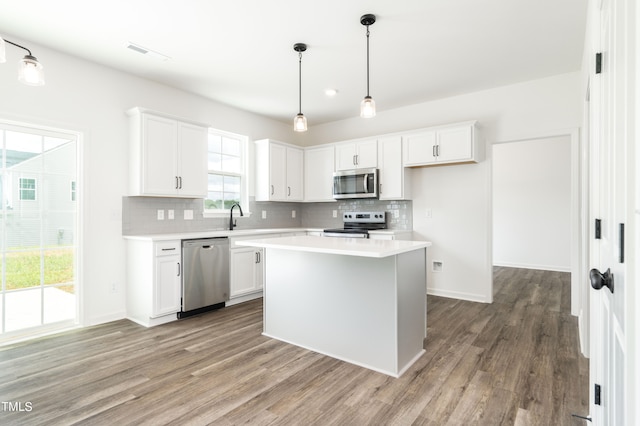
379 183 382 194
177 262 181 276
432 145 437 158
353 154 356 165
355 154 359 165
288 186 291 196
175 176 179 189
255 251 261 264
436 145 440 157
271 185 274 195
178 176 182 189
161 247 176 251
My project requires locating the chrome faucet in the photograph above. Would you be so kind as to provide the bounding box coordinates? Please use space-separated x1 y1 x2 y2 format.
229 203 244 230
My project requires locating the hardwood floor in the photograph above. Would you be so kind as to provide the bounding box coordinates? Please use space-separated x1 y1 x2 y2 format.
0 267 588 425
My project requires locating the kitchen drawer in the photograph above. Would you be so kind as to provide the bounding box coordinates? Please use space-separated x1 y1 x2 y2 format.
155 240 181 256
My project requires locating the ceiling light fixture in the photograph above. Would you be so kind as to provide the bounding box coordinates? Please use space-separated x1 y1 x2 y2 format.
360 14 376 118
293 43 308 132
0 37 45 86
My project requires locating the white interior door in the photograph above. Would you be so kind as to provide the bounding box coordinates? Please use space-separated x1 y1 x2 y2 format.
588 0 634 423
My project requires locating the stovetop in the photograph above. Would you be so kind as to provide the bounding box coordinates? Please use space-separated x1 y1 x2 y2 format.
324 211 387 234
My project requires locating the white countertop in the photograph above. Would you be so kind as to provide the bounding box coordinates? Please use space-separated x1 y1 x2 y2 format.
123 227 319 241
236 235 431 258
122 228 410 242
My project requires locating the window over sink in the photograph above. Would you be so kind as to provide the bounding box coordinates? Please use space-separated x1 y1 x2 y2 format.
203 129 248 217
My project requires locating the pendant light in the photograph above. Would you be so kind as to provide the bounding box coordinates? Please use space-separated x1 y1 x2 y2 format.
360 14 376 118
1 37 45 86
293 43 308 132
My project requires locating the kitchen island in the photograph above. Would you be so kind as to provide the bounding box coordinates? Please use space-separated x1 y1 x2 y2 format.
237 235 431 377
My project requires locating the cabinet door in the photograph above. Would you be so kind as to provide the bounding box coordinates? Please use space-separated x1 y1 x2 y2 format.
378 136 406 200
355 139 378 169
269 143 287 200
154 254 181 317
304 145 335 201
403 130 437 166
436 125 473 163
230 247 261 297
177 122 208 197
335 143 357 171
142 114 178 195
286 147 304 200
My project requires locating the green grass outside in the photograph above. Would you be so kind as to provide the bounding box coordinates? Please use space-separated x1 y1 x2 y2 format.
4 249 75 293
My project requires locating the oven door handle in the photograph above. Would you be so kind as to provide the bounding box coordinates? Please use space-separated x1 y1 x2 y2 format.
323 232 368 239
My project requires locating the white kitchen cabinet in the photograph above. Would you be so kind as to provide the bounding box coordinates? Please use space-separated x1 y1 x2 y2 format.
126 239 182 327
229 246 264 298
128 108 208 197
335 139 377 171
378 136 410 200
304 145 335 202
403 121 479 167
255 139 304 201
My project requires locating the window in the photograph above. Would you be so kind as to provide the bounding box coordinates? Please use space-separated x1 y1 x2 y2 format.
204 129 248 215
19 177 36 201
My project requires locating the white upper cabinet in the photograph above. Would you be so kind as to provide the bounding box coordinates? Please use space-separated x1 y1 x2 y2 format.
304 145 335 202
403 121 480 167
378 135 410 200
255 139 304 201
128 108 208 197
335 139 377 171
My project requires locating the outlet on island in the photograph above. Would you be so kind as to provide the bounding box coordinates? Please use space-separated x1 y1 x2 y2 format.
262 210 267 219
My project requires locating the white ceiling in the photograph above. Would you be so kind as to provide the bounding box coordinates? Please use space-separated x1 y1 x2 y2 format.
0 1 587 126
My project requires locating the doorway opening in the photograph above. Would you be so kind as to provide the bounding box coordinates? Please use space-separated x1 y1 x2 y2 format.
0 121 79 343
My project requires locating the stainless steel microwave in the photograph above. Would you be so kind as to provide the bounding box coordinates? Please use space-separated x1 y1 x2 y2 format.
333 168 378 199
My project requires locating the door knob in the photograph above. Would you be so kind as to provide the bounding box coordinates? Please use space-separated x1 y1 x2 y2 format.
590 268 614 293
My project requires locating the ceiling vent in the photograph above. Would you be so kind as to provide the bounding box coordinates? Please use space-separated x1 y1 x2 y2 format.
126 42 170 61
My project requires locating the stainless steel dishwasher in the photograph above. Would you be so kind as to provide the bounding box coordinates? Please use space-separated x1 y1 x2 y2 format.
179 237 229 318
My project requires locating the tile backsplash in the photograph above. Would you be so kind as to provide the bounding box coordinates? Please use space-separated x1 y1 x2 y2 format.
122 197 412 235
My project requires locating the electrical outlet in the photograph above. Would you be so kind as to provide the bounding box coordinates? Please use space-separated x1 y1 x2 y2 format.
184 210 193 220
157 209 164 220
110 282 118 293
333 210 337 218
292 210 296 218
425 208 433 219
168 209 174 220
393 209 399 219
262 210 267 219
432 260 444 272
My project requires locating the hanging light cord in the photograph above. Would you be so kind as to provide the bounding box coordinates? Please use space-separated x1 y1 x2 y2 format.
4 39 33 56
365 25 371 97
298 50 303 115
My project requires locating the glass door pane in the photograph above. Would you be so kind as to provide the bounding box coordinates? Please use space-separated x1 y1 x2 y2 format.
0 124 78 341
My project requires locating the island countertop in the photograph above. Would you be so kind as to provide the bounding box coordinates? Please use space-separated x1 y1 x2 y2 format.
236 235 431 258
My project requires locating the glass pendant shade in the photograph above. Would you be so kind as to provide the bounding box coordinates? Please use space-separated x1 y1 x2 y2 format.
18 55 45 86
360 96 376 118
293 113 307 132
0 37 6 63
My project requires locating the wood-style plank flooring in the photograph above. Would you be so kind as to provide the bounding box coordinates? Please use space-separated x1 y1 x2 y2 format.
0 267 588 425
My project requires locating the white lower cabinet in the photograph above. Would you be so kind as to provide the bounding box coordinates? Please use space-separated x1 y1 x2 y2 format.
229 246 264 299
126 239 182 327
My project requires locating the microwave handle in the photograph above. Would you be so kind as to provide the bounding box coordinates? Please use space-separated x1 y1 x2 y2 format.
363 173 369 193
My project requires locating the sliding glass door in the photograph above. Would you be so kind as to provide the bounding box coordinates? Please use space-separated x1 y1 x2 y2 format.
0 122 78 341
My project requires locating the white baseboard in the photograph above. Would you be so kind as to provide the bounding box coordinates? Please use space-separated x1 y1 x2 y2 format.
427 288 490 303
493 261 571 273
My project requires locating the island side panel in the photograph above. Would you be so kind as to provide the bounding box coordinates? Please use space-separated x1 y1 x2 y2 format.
396 248 427 374
264 248 398 375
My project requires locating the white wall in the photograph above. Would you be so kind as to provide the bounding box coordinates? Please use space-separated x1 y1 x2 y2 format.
493 136 572 271
309 72 582 303
0 37 299 326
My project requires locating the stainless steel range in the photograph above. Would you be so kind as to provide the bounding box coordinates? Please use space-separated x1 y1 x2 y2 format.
323 211 386 238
